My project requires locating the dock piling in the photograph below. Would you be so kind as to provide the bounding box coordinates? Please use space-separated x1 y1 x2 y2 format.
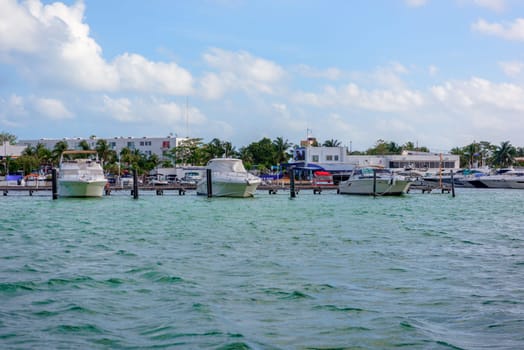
373 169 377 198
52 168 58 200
450 170 456 197
206 169 212 198
132 169 139 199
290 168 296 198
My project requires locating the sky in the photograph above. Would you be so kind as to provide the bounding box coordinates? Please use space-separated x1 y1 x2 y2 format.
0 0 523 152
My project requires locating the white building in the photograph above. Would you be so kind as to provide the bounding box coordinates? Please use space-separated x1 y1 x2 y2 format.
291 146 460 175
1 143 27 159
18 135 187 160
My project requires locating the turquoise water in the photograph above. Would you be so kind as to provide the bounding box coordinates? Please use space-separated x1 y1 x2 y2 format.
1 189 523 349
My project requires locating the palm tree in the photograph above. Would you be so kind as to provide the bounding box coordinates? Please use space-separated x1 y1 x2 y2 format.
272 137 292 164
205 138 226 160
238 146 254 169
223 141 237 158
322 139 341 147
51 141 69 166
0 131 17 145
95 139 112 166
35 143 52 167
78 140 90 150
491 141 516 168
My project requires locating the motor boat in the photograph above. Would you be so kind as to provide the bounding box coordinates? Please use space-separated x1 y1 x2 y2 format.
197 158 261 197
423 169 487 188
338 167 410 195
58 150 107 197
471 169 524 189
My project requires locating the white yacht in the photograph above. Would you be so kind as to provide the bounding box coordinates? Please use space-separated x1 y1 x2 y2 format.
197 158 261 197
473 169 524 189
423 169 487 188
58 150 107 197
338 167 410 196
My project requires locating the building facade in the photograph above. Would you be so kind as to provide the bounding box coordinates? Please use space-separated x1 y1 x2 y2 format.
292 146 460 174
18 135 187 160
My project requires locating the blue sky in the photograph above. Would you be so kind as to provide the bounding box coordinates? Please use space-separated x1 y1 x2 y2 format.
1 0 523 152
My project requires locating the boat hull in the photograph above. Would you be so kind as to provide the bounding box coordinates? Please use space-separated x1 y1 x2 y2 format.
58 180 107 198
197 179 260 198
338 179 410 196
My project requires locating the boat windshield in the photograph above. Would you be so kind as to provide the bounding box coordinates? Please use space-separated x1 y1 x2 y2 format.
357 168 391 176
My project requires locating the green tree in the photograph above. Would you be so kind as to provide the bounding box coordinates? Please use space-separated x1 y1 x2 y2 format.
171 138 205 166
322 139 341 147
0 132 17 175
366 139 400 155
273 137 292 164
491 141 516 168
245 137 275 170
0 131 17 146
95 139 113 166
51 141 69 165
205 138 226 160
450 147 468 168
78 140 91 150
35 143 52 165
14 155 40 175
238 146 254 169
223 141 237 158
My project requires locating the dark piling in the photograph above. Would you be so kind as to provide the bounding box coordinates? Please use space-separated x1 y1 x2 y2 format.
290 167 296 199
52 168 58 200
206 168 212 198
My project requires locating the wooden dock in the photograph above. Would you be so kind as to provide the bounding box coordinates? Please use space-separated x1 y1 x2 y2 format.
1 182 452 197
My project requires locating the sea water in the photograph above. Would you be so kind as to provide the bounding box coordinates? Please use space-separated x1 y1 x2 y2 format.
1 189 523 349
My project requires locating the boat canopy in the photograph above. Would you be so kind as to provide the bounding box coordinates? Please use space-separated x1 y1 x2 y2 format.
207 158 247 173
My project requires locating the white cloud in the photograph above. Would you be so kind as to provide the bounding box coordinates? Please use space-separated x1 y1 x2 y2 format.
371 62 409 89
472 18 524 41
200 48 285 98
431 77 524 112
114 53 193 95
429 77 524 137
293 83 424 112
102 96 136 122
33 97 73 120
101 96 206 126
428 65 438 76
294 64 343 80
472 0 506 12
200 73 227 99
0 94 28 127
405 0 428 7
499 61 524 77
0 0 193 94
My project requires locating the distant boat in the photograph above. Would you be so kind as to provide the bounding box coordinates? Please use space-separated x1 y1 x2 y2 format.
471 169 524 189
197 158 261 197
423 169 487 188
58 150 107 198
338 167 410 196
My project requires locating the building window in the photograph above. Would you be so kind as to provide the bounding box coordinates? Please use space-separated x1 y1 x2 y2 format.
127 142 135 149
312 155 319 162
162 141 170 149
109 142 116 149
326 155 333 161
334 155 339 161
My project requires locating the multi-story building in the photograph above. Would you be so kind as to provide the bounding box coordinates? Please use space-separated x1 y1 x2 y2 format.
18 135 187 160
